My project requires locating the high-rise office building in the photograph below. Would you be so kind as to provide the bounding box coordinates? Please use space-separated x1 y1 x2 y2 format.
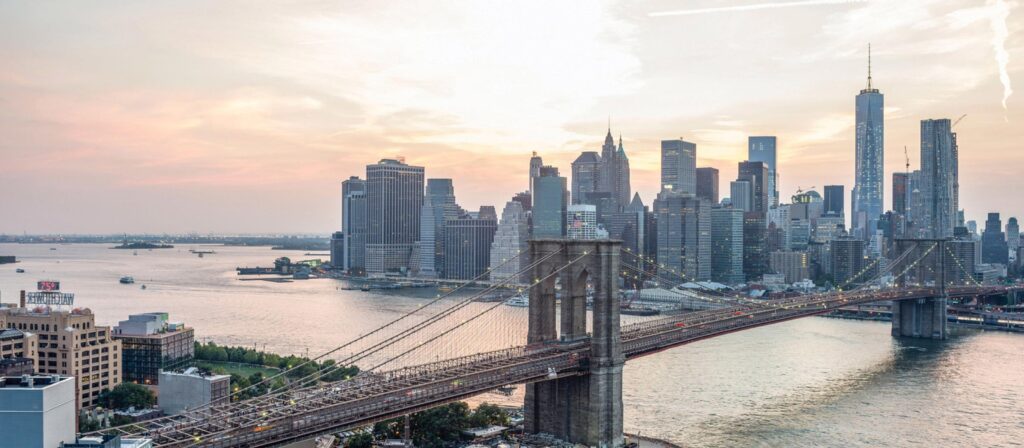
532 166 568 238
743 212 768 281
892 172 909 236
571 151 601 205
853 46 884 240
365 159 424 273
1006 217 1020 253
982 213 1009 265
831 236 867 287
695 167 720 205
529 152 543 194
738 161 770 214
567 204 601 240
918 119 957 239
418 178 459 278
489 200 530 283
341 176 367 273
443 211 498 280
748 136 778 207
661 139 697 194
710 207 745 284
599 131 632 211
608 193 648 257
823 185 844 218
654 191 711 281
730 180 753 212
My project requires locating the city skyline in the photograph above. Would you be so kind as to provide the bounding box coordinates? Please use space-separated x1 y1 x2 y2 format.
2 0 1022 234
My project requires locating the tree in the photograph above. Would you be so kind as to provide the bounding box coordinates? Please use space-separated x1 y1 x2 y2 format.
99 383 156 410
410 402 471 447
468 403 510 428
347 432 374 448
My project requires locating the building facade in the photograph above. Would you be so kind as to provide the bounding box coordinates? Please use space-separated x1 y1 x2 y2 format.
654 191 711 281
917 119 958 239
661 139 697 194
443 213 498 280
0 300 122 409
532 166 567 238
488 200 530 283
710 208 745 284
112 313 193 386
0 375 76 448
831 237 867 287
853 48 884 240
982 213 1009 265
737 161 770 214
695 167 719 205
0 328 38 373
769 251 810 284
365 159 425 274
730 180 752 212
158 368 230 415
341 176 367 273
748 136 778 207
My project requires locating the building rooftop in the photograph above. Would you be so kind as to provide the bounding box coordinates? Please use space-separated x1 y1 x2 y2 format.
0 374 72 389
161 367 229 381
0 328 29 340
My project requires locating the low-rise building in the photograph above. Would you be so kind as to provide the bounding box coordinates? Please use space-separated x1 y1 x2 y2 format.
158 367 230 415
0 327 38 372
0 295 122 409
113 312 194 386
62 435 154 448
0 375 76 448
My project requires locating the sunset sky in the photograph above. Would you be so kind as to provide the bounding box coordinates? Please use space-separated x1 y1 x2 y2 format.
1 0 1021 234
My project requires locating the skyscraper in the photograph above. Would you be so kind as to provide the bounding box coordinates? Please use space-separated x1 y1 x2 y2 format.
654 191 711 281
365 159 424 274
730 180 753 212
710 207 745 284
695 167 720 205
571 151 601 205
661 139 697 194
737 161 769 214
341 176 367 273
853 45 884 240
529 151 543 194
823 185 844 218
1007 217 1020 253
532 166 568 238
748 136 778 207
443 211 497 280
489 200 530 282
419 179 459 278
981 213 1008 265
919 119 957 239
599 131 632 211
742 212 768 281
831 236 867 287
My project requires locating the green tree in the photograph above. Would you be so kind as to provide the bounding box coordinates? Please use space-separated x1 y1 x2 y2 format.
468 403 510 428
99 383 156 410
410 402 471 447
346 432 374 448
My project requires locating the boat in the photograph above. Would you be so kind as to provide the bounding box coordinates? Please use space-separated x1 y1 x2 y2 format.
359 285 371 292
15 268 25 273
141 284 147 290
49 248 56 251
504 295 529 308
119 276 135 284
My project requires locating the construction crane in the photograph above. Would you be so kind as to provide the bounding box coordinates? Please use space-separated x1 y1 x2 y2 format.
904 145 910 173
952 114 967 128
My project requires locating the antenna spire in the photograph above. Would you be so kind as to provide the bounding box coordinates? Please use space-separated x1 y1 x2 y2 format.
867 43 873 90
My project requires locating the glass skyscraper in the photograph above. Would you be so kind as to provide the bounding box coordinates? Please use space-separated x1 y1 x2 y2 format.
660 139 696 194
748 136 777 207
853 47 884 239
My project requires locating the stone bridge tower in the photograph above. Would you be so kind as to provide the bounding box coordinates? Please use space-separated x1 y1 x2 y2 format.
523 239 624 448
891 239 950 339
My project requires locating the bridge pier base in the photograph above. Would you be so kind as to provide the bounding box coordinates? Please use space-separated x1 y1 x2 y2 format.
524 239 624 448
891 298 947 339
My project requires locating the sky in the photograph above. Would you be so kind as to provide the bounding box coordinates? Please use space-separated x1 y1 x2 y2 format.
1 0 1021 234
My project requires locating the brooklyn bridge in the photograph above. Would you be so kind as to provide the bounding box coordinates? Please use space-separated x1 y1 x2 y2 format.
95 239 1021 447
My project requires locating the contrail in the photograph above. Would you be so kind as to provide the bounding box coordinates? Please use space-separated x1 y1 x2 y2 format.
649 0 867 17
990 0 1013 111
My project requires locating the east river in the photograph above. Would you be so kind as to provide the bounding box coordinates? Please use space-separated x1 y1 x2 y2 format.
2 243 1022 447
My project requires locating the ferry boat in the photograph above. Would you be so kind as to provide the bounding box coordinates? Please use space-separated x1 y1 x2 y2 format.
119 276 135 284
504 294 529 308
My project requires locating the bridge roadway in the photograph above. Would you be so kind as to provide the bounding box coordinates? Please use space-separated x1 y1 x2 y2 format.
109 285 1015 447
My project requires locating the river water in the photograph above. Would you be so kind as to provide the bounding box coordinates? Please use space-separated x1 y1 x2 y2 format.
2 243 1022 447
